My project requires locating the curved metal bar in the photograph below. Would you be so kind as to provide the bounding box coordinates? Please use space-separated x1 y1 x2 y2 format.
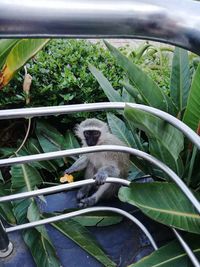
0 145 200 214
0 178 130 203
1 0 200 55
0 103 199 149
173 229 200 267
5 206 158 251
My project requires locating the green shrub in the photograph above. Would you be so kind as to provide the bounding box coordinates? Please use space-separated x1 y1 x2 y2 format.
1 39 125 109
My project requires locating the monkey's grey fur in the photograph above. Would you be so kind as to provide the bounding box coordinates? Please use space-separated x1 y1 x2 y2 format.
65 118 130 208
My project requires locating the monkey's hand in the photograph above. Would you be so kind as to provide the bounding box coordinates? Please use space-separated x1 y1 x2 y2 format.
94 170 108 185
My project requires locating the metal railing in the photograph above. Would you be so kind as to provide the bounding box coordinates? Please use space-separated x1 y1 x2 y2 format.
1 0 200 56
0 0 200 265
0 103 200 266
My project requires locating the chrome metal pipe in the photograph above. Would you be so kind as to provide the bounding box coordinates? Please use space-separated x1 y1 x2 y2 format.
1 0 200 55
6 206 158 251
173 229 200 267
0 145 200 214
0 178 130 203
0 103 199 150
0 221 9 251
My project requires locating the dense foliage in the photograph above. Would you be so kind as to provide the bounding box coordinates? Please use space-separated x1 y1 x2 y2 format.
1 39 200 267
1 39 125 109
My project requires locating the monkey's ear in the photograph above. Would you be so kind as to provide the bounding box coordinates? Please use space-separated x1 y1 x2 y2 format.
74 123 82 139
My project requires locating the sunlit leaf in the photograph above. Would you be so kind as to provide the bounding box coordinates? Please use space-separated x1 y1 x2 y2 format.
0 39 49 89
0 39 18 69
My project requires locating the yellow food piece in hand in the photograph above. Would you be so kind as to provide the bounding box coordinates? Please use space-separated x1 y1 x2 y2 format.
60 174 74 183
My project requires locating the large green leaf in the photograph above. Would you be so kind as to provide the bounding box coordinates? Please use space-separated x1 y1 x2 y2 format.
107 113 138 148
11 164 42 192
104 41 169 112
107 113 148 176
11 164 42 224
64 130 80 149
129 234 200 267
149 139 184 176
183 64 200 131
44 214 116 267
23 228 60 267
36 121 65 167
74 211 122 226
26 138 58 171
121 86 136 103
0 39 18 69
122 82 144 104
0 185 16 224
124 105 184 162
11 165 61 266
170 47 191 112
25 202 60 267
119 182 200 234
89 64 122 102
0 39 49 88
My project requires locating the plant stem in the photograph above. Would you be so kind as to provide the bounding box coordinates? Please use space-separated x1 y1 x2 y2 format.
187 146 197 186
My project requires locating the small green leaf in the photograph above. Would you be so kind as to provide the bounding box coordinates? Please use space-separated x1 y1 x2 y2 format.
119 182 200 234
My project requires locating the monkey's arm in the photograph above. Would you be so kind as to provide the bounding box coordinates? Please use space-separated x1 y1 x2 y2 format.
64 155 89 174
94 165 120 185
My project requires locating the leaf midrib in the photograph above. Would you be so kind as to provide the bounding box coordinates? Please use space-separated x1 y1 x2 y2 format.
22 164 32 192
150 247 200 267
136 201 200 219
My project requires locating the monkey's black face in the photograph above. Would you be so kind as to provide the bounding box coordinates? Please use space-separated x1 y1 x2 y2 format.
84 130 101 146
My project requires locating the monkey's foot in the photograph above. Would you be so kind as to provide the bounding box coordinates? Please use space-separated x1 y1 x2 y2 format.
76 190 86 201
94 170 107 185
76 185 92 201
78 196 96 208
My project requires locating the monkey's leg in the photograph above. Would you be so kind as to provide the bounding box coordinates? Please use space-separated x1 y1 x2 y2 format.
76 161 96 201
94 165 120 185
76 184 94 201
78 183 118 208
64 156 88 174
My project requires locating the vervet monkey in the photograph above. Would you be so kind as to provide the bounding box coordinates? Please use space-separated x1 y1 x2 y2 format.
64 118 130 207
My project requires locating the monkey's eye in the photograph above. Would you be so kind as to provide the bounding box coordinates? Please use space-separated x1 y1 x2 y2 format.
93 130 100 136
84 130 100 138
